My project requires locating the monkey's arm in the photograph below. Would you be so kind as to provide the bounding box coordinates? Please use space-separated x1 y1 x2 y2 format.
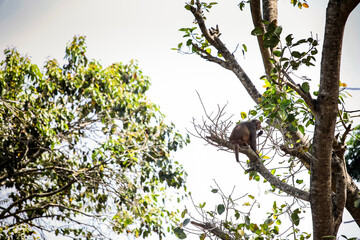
249 125 257 153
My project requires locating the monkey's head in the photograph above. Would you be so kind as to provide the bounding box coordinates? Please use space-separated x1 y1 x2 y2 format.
251 119 261 130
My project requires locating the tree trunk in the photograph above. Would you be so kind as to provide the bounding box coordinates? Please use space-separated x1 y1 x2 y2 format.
312 0 359 238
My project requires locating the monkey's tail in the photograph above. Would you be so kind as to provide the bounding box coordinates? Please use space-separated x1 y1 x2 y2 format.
234 144 239 162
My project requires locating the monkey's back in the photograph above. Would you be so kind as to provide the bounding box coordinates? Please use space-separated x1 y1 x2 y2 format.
229 123 251 144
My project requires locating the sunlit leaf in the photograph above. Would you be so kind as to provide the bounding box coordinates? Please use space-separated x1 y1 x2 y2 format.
241 112 247 119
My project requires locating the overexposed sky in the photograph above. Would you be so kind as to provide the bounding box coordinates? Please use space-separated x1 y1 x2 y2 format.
1 0 359 238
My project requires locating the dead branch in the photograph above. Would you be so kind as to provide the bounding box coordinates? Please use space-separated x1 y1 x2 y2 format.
189 91 233 152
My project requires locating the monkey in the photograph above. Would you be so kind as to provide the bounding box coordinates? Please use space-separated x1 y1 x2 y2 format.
229 119 262 162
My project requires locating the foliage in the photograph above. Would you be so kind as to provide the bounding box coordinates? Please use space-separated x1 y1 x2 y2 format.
174 185 311 240
0 36 189 239
346 125 360 181
255 25 319 135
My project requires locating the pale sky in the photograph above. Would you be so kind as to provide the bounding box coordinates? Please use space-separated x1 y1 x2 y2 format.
0 0 359 238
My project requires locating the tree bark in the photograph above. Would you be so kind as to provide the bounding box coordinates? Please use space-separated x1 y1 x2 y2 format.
262 0 278 22
312 0 359 238
249 0 273 75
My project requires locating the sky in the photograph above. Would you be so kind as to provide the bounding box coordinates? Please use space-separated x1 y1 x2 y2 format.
0 0 360 239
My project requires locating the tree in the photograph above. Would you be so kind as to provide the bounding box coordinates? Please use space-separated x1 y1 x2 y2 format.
0 36 189 239
174 0 359 239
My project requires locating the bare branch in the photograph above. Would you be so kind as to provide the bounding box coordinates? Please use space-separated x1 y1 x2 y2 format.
189 92 233 152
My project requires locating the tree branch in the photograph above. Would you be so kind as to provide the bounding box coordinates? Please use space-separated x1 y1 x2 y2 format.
280 145 311 170
331 155 347 233
0 179 76 220
282 71 316 114
190 1 262 103
191 43 230 70
250 0 273 75
191 221 234 240
208 135 310 202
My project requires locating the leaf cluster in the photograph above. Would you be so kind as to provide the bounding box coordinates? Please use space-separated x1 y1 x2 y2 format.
0 36 189 239
175 187 311 239
345 126 360 181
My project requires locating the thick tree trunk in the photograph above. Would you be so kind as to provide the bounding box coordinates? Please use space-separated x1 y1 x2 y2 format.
312 0 359 238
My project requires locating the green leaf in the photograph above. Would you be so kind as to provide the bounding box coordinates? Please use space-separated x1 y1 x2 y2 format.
273 50 282 57
242 44 247 52
264 36 280 48
217 204 225 215
181 209 188 218
285 34 293 46
291 51 301 58
283 61 289 69
280 99 291 109
291 209 301 226
302 82 310 93
211 189 219 193
274 26 282 35
296 179 304 184
293 39 307 46
264 218 273 225
287 114 295 123
185 4 191 10
354 198 360 208
289 124 297 132
251 27 263 36
235 210 240 219
298 125 305 134
311 48 318 55
183 218 190 227
174 227 187 239
238 2 245 11
250 110 257 116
